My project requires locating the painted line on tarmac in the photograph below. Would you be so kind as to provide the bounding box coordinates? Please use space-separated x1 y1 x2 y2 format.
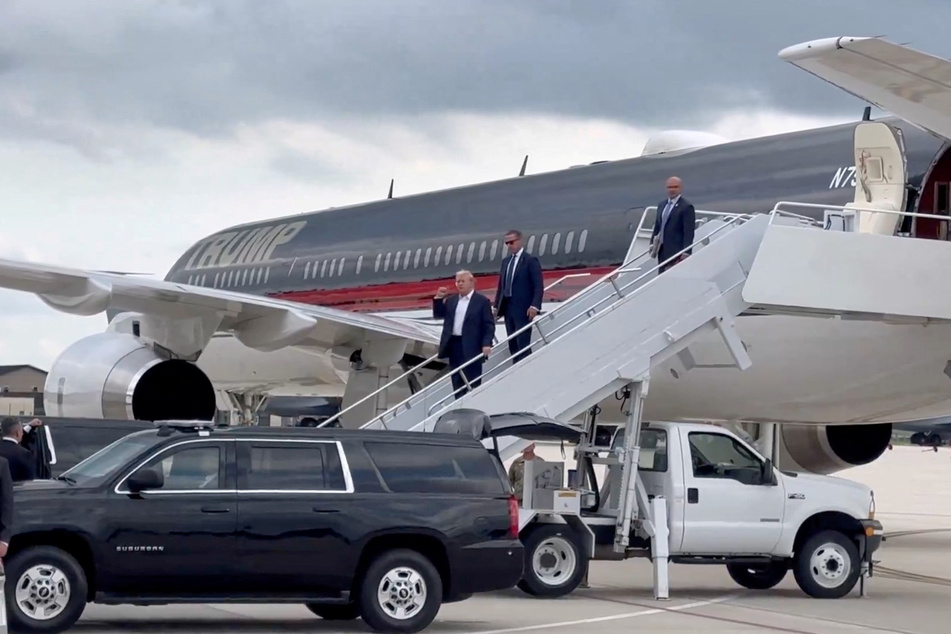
467 592 740 634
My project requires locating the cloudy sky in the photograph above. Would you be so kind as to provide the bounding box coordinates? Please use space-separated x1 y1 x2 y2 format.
1 0 950 372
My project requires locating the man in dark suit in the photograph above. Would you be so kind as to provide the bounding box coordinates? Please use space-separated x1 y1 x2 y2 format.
433 270 495 399
494 229 543 364
650 176 696 273
0 456 13 559
0 417 37 482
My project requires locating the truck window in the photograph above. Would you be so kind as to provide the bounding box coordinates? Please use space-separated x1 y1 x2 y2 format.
687 432 763 485
363 442 507 495
610 428 668 472
245 442 348 492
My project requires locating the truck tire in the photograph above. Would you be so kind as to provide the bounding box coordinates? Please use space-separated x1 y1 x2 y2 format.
726 561 788 590
5 545 88 634
357 548 443 633
305 602 360 620
793 530 861 598
518 524 588 598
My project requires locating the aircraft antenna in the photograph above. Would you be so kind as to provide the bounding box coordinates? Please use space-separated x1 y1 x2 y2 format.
862 106 872 121
519 155 529 176
387 178 394 199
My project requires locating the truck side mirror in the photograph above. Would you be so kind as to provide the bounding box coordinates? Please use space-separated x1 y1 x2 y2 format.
760 458 776 486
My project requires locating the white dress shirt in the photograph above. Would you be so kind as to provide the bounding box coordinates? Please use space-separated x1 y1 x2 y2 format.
453 290 474 336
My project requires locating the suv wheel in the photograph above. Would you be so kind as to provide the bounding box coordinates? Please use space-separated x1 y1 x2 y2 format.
6 546 88 633
518 524 588 597
793 530 861 598
358 548 443 633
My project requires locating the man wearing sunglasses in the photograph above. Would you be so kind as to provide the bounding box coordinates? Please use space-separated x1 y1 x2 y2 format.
493 229 543 364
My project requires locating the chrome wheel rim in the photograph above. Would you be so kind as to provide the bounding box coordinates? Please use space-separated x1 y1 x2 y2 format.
15 564 71 621
377 566 426 621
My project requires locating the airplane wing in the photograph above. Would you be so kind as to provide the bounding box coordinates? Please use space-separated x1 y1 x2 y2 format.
0 256 439 354
778 36 951 142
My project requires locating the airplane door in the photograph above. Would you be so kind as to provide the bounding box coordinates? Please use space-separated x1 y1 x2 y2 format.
849 121 908 235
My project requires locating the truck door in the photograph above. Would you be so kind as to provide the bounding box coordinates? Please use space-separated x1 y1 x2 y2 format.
676 429 785 555
848 120 908 235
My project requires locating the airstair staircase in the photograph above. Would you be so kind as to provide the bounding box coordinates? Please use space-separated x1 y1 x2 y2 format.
322 210 781 459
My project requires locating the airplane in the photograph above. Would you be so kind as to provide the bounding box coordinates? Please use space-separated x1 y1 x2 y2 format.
3 35 951 479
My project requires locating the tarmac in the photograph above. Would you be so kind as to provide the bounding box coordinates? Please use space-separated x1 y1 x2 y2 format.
69 444 951 633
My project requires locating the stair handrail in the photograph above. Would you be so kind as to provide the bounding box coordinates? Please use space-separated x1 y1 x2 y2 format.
366 212 757 430
770 201 950 225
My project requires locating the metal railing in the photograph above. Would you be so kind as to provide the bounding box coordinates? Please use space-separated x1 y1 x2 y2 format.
359 210 766 431
769 201 949 231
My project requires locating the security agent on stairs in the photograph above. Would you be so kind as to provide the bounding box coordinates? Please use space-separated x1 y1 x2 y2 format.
650 176 696 273
433 270 495 399
494 229 543 363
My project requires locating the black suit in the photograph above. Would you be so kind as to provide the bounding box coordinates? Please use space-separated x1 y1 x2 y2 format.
652 196 696 272
494 250 543 363
0 456 14 548
433 291 495 398
0 439 35 483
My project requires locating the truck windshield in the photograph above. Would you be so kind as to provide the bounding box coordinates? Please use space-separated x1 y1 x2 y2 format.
59 430 161 486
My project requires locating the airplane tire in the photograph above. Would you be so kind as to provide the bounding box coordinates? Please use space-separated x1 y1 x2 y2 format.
517 524 588 598
793 530 860 598
725 561 788 590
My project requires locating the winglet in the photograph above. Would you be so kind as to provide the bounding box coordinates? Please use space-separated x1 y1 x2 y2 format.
778 36 875 61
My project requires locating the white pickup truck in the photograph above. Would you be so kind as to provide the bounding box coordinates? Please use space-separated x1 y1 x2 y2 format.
441 412 884 601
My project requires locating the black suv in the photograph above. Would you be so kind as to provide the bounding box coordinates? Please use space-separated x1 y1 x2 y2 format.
4 420 524 633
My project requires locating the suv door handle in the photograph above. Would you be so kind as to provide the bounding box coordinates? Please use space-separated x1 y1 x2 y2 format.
201 505 231 514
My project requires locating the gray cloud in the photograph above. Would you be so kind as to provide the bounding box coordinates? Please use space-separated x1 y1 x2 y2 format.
2 0 950 153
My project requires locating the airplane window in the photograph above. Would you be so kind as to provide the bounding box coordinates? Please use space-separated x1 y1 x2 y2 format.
414 249 421 268
552 233 561 254
228 270 234 286
202 275 207 286
356 255 363 275
539 234 549 256
338 258 346 276
375 253 382 273
404 250 412 270
478 241 486 262
467 242 475 263
489 240 498 260
257 268 263 284
320 260 328 277
264 268 270 283
456 244 464 264
214 273 220 288
330 259 337 277
242 269 248 285
565 231 574 253
424 247 432 267
578 229 588 252
435 246 442 266
304 261 311 279
394 251 402 271
445 245 453 265
527 235 536 253
384 252 392 272
187 275 193 285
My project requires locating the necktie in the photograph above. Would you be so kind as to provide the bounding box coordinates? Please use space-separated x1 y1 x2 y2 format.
659 199 674 244
504 256 515 296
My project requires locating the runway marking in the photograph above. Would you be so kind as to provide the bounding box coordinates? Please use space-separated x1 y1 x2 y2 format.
466 593 740 633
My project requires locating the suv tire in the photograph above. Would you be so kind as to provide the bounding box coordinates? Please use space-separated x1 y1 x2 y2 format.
358 548 443 633
5 545 88 633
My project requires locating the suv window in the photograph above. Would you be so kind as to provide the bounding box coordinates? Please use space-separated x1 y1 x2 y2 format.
364 442 507 495
244 442 348 492
52 425 148 475
62 431 163 486
139 444 223 491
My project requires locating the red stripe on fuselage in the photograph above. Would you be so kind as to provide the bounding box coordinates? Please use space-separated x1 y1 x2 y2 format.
269 266 617 312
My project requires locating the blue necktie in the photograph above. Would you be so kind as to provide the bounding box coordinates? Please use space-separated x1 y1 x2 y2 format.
504 256 515 296
659 199 674 244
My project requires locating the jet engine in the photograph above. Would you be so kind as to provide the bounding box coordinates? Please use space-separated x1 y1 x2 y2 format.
779 423 892 475
43 332 217 421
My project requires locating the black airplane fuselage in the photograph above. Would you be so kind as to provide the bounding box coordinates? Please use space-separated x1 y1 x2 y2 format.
166 118 951 312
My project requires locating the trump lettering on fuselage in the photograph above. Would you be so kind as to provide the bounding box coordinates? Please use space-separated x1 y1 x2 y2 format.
185 221 307 270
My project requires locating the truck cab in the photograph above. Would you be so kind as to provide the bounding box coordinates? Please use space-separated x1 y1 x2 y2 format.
451 409 883 602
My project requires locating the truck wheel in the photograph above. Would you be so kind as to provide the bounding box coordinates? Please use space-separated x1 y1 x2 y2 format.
5 545 88 633
726 561 788 590
357 548 443 633
305 602 360 620
517 524 588 598
793 530 861 598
